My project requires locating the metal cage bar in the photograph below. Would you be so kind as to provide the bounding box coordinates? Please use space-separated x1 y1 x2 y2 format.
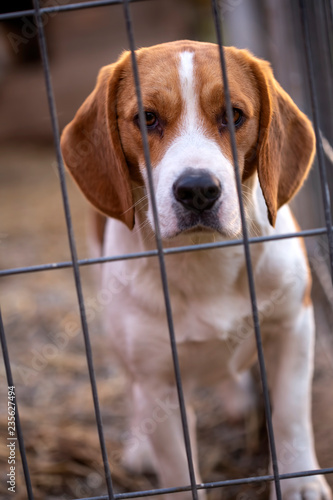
211 1 281 498
68 467 333 500
298 0 333 282
0 431 330 500
0 226 331 278
0 0 154 22
122 1 199 498
0 308 34 500
29 0 116 498
0 0 332 499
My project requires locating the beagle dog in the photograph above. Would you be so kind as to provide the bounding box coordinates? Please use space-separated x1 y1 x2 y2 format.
61 41 332 500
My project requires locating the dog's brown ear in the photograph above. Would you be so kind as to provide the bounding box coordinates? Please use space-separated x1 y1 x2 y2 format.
247 56 315 226
60 54 134 229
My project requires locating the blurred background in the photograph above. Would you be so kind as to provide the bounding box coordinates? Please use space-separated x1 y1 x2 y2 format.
0 0 333 499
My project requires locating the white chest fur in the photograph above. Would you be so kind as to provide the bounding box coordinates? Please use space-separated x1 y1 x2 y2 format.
101 201 307 384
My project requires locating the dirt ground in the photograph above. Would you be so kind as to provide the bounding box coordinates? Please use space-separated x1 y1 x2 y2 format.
1 1 333 499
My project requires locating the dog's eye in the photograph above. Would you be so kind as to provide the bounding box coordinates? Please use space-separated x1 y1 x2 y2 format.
134 111 158 130
220 108 244 128
145 112 157 128
133 111 164 137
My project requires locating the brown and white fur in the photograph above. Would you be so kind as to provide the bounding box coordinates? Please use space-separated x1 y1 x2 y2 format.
61 41 331 500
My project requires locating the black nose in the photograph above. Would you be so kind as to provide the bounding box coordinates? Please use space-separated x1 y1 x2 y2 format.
173 169 221 213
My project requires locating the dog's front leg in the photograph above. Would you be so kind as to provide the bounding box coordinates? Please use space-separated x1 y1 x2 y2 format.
265 305 331 500
123 381 205 500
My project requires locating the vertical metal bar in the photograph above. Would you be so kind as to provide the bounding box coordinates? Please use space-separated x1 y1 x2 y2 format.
0 308 34 500
328 0 333 51
211 1 282 499
299 0 333 282
122 1 199 499
31 1 115 498
324 0 333 79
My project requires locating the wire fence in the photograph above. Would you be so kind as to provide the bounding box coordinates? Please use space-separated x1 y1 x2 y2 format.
1 0 333 499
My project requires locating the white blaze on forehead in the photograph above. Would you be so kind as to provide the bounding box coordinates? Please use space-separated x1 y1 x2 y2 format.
146 50 241 239
178 51 200 130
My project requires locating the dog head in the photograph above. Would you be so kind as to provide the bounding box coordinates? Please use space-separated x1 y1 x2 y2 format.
61 40 315 239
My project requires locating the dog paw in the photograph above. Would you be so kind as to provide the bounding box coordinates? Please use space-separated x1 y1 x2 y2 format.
272 476 332 500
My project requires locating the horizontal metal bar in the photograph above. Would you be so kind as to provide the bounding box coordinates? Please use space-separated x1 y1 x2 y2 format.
73 467 333 500
0 0 153 21
0 226 330 277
